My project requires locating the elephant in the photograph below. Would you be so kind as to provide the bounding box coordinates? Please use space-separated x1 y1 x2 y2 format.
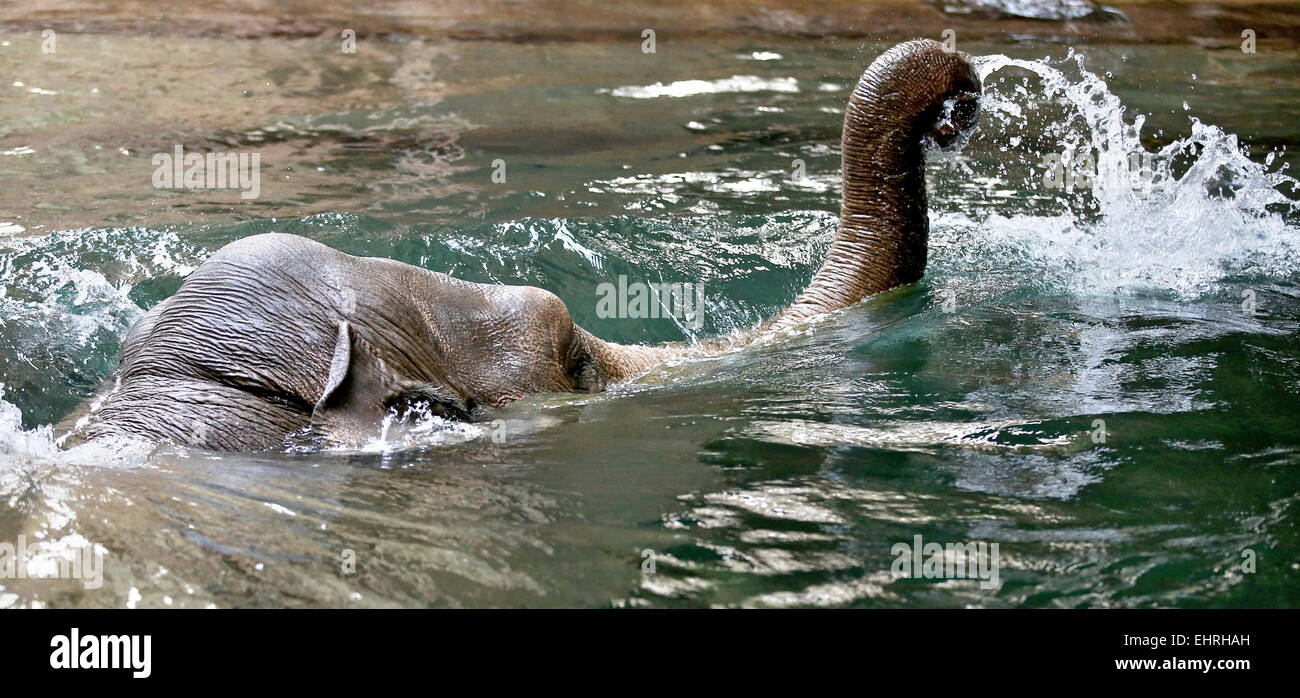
62 39 982 452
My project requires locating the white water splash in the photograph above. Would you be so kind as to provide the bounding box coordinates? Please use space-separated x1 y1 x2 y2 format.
293 403 564 455
939 52 1300 298
0 386 59 461
601 76 799 99
0 227 205 352
930 0 1104 20
0 385 154 468
753 418 1077 455
3 53 1298 468
0 228 204 468
362 405 487 452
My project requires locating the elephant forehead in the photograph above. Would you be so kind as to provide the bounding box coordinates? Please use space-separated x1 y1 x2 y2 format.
396 275 578 399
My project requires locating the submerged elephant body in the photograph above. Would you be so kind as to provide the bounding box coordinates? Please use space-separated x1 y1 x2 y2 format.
80 233 662 450
67 39 982 451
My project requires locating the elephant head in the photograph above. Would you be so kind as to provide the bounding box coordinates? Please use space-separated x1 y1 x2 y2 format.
65 40 983 452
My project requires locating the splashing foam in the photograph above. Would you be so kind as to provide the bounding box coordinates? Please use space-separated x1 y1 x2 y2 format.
0 385 155 468
0 228 203 468
938 52 1299 298
283 401 563 455
4 54 1298 466
0 386 59 461
0 227 204 353
600 76 799 99
361 404 488 452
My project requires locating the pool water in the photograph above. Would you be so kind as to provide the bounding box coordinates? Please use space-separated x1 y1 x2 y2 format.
0 35 1297 607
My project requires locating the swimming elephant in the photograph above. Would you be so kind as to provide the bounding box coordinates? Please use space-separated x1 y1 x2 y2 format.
64 39 981 451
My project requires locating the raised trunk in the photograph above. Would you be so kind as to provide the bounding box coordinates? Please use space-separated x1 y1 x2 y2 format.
772 39 981 329
581 39 981 381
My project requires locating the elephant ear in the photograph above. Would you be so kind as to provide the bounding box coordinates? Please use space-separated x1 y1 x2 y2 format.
311 321 474 446
311 321 399 446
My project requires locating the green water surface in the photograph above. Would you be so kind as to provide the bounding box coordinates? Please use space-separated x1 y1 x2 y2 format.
0 35 1297 608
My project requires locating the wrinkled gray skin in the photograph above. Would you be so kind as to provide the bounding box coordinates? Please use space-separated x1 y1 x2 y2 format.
64 39 981 452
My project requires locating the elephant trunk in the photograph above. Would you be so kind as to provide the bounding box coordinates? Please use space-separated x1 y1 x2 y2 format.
772 39 981 329
579 40 981 385
572 325 682 384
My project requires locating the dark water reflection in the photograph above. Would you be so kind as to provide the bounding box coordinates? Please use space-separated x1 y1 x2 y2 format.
1 36 1297 607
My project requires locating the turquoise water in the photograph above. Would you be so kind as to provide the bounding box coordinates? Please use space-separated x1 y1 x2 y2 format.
0 37 1297 607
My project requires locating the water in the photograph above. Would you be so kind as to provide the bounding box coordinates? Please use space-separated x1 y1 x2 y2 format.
1 36 1298 608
